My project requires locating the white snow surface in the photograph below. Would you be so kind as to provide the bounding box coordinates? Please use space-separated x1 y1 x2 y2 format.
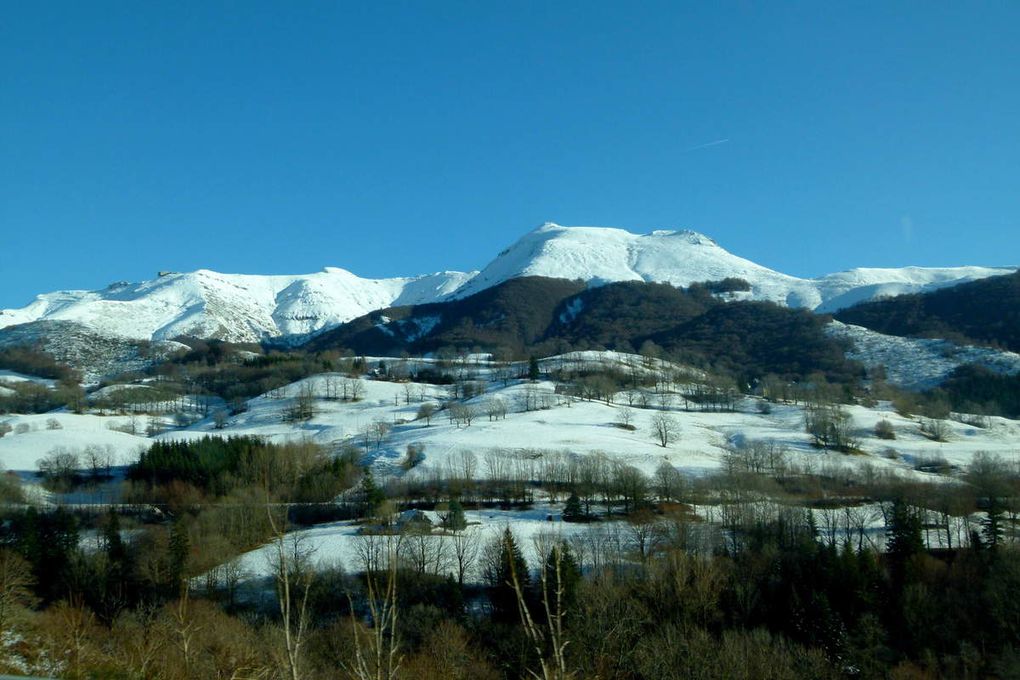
0 413 150 471
0 370 58 388
2 224 1012 343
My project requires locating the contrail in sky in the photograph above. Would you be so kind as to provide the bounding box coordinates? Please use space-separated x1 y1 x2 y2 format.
682 138 730 153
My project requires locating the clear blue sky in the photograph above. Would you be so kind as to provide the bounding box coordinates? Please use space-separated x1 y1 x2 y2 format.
2 2 1018 308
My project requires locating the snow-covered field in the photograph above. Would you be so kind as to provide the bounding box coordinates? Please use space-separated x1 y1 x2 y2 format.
0 369 57 388
2 350 1017 592
0 413 150 471
226 504 589 586
150 356 1020 484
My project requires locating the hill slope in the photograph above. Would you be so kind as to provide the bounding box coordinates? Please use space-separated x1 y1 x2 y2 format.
308 277 862 383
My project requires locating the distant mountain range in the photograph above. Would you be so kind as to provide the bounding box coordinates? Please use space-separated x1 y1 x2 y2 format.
2 223 1014 344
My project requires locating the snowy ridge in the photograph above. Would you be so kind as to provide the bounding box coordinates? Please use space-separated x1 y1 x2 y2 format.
1 268 476 343
1 223 1013 343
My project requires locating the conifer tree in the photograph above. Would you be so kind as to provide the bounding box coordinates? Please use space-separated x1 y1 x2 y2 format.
445 498 467 532
543 542 582 613
982 496 1005 549
168 518 190 594
488 527 529 622
885 499 923 589
563 492 584 522
360 469 385 517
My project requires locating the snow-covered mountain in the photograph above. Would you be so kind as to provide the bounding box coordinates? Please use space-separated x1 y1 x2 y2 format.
455 223 1014 312
0 268 475 343
1 222 1013 343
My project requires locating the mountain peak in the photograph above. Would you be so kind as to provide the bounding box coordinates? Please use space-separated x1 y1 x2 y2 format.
648 228 718 246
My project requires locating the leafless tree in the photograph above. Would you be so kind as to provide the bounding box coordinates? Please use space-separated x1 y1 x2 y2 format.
651 412 680 448
484 397 508 421
83 444 116 480
363 420 392 449
267 507 314 680
449 402 476 428
451 531 480 587
654 461 685 503
416 402 435 426
0 548 36 633
345 536 403 680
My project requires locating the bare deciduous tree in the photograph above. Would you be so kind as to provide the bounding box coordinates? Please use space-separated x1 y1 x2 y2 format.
651 412 680 448
267 507 314 680
0 548 36 633
345 537 403 680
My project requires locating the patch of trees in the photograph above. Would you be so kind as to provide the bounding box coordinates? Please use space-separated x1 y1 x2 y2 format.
0 379 86 415
6 447 1020 678
0 344 81 382
933 363 1020 419
306 276 587 357
542 280 715 352
694 276 752 294
649 302 862 386
146 342 356 403
834 270 1020 352
127 436 359 503
804 403 860 452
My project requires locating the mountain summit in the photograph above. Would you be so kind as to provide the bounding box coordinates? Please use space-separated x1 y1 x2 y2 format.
452 223 1011 311
1 223 1013 343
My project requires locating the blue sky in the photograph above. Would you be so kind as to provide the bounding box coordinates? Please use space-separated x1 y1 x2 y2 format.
2 2 1018 308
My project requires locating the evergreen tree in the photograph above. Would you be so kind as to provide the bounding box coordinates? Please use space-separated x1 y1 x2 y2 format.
563 492 584 522
360 468 386 517
168 518 190 593
885 498 923 589
97 509 134 621
528 356 540 381
103 508 128 565
982 496 1005 549
488 527 529 622
543 542 582 614
445 498 467 532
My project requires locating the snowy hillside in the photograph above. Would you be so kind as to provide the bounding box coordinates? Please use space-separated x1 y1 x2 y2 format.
827 321 1020 390
146 353 1020 483
2 223 1012 344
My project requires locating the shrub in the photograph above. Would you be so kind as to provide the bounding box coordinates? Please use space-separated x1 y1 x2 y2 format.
920 418 950 442
874 419 896 440
403 443 426 469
